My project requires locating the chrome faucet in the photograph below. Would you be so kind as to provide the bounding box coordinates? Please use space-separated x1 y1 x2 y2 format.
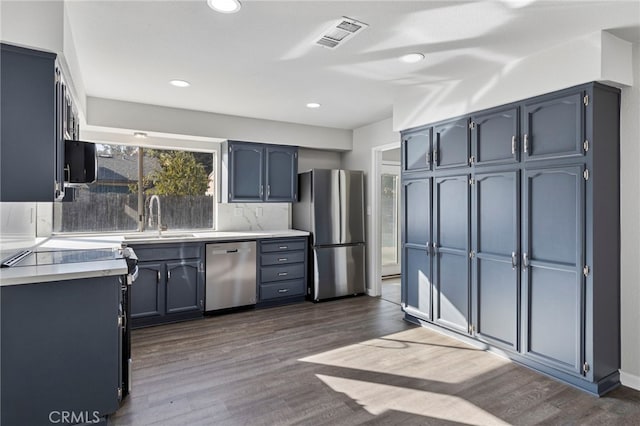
148 195 162 237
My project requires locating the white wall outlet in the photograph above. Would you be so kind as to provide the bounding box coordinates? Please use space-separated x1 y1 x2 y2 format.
256 207 263 217
234 207 243 217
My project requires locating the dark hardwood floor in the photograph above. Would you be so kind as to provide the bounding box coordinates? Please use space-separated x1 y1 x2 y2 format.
112 297 640 425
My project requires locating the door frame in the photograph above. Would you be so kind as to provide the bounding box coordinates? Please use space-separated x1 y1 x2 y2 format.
380 162 401 276
370 142 401 297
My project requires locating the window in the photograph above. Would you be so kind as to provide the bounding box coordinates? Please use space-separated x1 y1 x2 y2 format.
53 144 216 233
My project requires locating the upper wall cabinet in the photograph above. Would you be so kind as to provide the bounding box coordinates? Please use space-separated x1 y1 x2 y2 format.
434 118 470 169
0 43 80 202
221 141 298 203
402 127 432 173
522 91 585 161
471 106 519 166
1 44 58 201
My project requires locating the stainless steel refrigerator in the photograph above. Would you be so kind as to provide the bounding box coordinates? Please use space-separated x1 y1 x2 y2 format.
292 169 366 301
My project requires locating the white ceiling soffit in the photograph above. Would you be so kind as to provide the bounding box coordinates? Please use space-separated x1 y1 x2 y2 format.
59 0 640 131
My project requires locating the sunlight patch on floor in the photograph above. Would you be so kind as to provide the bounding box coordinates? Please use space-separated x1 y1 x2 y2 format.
300 328 508 384
315 374 511 425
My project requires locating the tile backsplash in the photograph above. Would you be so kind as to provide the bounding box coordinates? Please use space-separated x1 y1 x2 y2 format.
0 202 37 254
216 203 290 231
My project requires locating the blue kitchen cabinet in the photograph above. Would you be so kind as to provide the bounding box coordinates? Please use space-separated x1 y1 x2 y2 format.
471 170 520 351
401 82 621 395
265 145 298 202
433 173 470 333
130 244 204 328
1 43 61 201
433 118 469 169
522 91 585 162
402 127 432 173
471 106 519 166
1 276 123 425
257 237 307 306
401 177 432 320
222 141 298 203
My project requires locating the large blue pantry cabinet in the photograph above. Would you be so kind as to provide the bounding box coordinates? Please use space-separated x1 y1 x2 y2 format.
221 141 298 203
401 82 621 395
0 43 79 201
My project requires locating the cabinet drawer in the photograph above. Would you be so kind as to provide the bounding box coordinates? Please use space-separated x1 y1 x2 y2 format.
261 251 305 266
261 263 305 283
260 279 305 300
261 239 306 253
131 244 201 261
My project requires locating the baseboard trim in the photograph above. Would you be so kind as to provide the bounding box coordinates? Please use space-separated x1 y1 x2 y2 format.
620 370 640 391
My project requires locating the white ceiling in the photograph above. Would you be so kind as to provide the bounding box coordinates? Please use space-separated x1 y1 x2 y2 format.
65 0 640 130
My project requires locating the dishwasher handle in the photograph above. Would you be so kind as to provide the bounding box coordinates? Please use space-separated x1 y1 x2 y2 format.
226 249 238 254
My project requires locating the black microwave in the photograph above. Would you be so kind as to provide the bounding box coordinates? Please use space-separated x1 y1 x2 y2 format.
64 140 97 184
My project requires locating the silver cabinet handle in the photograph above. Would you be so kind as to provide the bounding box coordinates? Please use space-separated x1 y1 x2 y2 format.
167 270 171 280
511 252 517 270
524 134 529 154
433 149 439 165
522 252 529 270
278 258 288 262
259 185 264 197
278 288 289 293
425 152 431 165
267 185 271 197
279 246 288 250
278 272 288 277
511 136 516 156
157 270 161 283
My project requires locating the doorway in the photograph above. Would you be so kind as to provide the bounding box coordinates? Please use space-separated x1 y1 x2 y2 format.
380 149 401 304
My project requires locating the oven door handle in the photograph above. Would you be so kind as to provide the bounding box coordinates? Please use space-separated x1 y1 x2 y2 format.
128 265 139 285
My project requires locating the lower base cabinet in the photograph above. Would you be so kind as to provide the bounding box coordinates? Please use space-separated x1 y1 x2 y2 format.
257 237 307 306
1 276 123 425
131 243 204 328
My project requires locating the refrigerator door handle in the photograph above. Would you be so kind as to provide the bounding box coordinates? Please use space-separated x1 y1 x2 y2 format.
339 170 347 244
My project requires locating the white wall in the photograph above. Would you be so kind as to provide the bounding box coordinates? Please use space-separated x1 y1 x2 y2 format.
394 31 633 131
298 148 341 172
86 97 353 151
619 42 640 389
341 118 400 294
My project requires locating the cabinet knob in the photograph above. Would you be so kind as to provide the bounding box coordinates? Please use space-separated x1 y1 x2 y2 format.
278 272 288 277
522 252 529 270
511 136 517 156
523 134 529 154
278 288 289 293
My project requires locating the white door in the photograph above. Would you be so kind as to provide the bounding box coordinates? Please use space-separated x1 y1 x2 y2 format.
381 163 401 276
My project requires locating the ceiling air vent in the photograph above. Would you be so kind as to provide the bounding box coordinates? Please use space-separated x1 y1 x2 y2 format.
315 17 369 49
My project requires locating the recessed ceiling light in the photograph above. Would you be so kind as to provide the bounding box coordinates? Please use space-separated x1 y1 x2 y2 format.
400 53 425 64
207 0 242 13
133 132 147 139
169 79 190 88
306 102 321 109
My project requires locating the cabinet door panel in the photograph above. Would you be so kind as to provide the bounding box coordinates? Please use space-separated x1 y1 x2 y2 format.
265 146 297 202
404 247 432 320
473 171 519 350
166 260 201 314
131 262 163 319
472 107 518 166
404 178 430 246
434 175 469 333
403 177 432 319
523 166 584 376
403 128 431 172
523 92 584 161
229 143 264 201
437 176 467 250
434 118 469 169
477 259 517 348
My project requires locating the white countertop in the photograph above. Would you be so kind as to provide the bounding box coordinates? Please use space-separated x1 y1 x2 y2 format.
0 230 309 286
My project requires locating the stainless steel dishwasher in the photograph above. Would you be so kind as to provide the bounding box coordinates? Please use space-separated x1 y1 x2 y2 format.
205 241 257 311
